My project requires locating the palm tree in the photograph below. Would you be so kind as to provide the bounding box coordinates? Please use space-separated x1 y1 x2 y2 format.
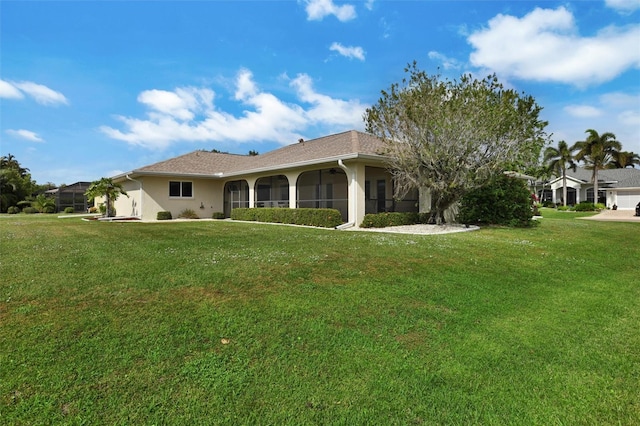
608 151 640 169
85 178 128 217
543 140 577 206
572 129 621 204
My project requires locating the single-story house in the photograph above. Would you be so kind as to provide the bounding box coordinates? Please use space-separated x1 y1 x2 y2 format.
45 181 91 213
538 167 640 209
106 130 422 224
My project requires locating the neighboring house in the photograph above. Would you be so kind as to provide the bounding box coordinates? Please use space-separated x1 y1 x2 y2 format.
538 167 640 209
107 130 420 224
45 181 91 213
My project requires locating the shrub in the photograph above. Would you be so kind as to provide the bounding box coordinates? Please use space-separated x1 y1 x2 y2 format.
595 203 606 211
542 200 555 208
64 207 75 214
7 206 20 214
557 205 570 211
458 174 534 227
360 212 420 228
574 202 596 212
230 208 342 228
157 211 172 220
23 207 38 214
178 209 199 219
42 206 56 214
211 212 225 219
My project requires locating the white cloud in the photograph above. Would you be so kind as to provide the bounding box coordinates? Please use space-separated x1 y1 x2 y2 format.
329 42 365 61
100 69 366 150
548 91 640 154
428 51 461 70
0 79 24 99
290 73 367 125
564 105 603 118
5 129 45 142
302 0 356 22
468 7 640 87
138 87 214 121
12 81 69 106
606 0 640 13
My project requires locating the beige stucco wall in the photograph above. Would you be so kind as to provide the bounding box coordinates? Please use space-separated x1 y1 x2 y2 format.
112 176 224 220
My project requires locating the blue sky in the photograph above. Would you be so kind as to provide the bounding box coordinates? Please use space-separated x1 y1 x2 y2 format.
1 0 639 185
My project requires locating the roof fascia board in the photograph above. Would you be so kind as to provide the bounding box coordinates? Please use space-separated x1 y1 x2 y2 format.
115 153 389 181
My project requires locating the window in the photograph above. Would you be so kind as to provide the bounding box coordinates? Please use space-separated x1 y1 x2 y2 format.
169 181 193 198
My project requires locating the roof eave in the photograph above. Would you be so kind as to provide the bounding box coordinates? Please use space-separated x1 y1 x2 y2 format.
218 153 389 178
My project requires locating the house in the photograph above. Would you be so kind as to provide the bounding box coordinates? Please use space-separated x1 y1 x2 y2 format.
107 130 420 225
539 167 640 210
45 181 91 213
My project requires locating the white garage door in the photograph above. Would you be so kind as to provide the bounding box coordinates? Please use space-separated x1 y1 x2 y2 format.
617 190 640 209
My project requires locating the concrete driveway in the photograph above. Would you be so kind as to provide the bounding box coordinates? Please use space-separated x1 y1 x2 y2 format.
580 209 640 222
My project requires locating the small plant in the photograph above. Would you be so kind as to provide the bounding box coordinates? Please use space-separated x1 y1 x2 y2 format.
22 207 38 214
212 212 225 219
557 205 570 211
64 207 75 214
157 211 173 220
7 206 20 214
178 209 199 219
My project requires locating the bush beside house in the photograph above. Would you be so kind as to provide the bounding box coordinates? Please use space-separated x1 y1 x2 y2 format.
459 174 535 227
360 212 424 228
231 208 343 228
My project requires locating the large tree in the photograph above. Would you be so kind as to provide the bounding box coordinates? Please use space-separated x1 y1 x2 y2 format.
573 129 621 204
544 140 577 206
85 178 128 217
364 63 548 224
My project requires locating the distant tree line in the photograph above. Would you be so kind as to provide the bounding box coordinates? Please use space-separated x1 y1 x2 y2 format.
0 154 57 213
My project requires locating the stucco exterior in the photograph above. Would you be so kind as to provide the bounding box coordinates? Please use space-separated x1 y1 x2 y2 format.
104 131 419 225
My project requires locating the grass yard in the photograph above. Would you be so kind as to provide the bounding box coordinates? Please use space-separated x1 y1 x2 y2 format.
1 210 639 424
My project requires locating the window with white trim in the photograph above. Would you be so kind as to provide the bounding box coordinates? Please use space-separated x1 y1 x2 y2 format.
169 181 193 198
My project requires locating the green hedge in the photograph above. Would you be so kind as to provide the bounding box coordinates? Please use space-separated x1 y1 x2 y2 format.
230 208 343 228
574 202 601 211
157 211 172 220
360 212 423 228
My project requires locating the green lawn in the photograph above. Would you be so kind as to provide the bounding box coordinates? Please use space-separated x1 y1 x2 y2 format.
1 210 638 424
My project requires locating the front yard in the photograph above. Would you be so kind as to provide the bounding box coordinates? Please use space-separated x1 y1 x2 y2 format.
1 211 638 424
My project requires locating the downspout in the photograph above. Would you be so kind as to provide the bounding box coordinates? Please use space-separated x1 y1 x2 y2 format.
126 174 143 220
337 159 356 229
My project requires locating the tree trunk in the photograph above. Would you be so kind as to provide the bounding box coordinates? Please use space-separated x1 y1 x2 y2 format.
428 193 454 225
105 193 111 217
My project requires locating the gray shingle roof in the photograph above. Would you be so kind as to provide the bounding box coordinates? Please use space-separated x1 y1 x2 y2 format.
564 167 640 188
127 130 387 178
